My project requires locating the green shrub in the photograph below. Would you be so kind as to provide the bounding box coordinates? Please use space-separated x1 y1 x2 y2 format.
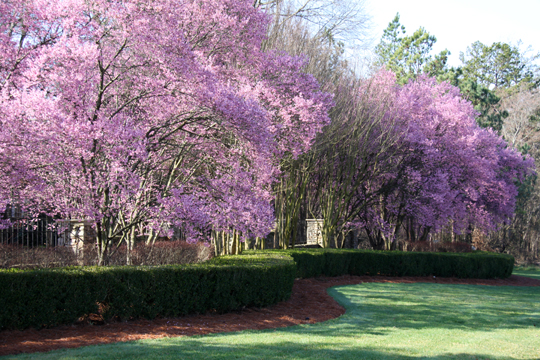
0 254 296 330
244 249 514 279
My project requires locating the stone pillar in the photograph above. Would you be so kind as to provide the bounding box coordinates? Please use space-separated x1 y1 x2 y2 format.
306 219 323 246
57 220 96 264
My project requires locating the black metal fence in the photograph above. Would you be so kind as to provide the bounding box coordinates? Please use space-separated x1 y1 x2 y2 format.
0 216 64 248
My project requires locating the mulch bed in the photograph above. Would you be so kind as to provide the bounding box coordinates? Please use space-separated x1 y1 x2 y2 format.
1 274 539 357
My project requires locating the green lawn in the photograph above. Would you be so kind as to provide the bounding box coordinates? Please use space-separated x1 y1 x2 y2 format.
3 279 539 360
514 266 540 280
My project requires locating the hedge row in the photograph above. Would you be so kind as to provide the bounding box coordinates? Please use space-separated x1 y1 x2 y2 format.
245 249 514 279
0 248 514 330
0 254 296 330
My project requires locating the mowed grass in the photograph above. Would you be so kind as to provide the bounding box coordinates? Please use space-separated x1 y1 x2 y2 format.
514 265 540 280
4 277 539 360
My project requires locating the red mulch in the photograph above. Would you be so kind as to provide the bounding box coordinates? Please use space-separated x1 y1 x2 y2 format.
1 274 539 357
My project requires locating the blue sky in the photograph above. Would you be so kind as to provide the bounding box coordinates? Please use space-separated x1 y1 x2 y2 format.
365 0 540 67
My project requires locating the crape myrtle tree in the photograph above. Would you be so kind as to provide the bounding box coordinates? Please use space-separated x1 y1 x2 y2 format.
0 0 332 264
261 15 352 249
275 71 404 248
357 74 534 250
372 15 537 253
459 42 540 259
310 71 405 248
291 71 533 250
255 0 372 249
373 15 530 134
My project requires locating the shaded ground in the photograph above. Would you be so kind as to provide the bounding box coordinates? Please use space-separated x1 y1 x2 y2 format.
1 274 539 357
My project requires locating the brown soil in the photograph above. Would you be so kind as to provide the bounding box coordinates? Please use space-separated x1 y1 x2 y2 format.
1 274 539 357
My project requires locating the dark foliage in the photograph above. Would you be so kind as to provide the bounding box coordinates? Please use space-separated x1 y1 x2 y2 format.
247 249 514 279
0 254 296 330
404 241 473 253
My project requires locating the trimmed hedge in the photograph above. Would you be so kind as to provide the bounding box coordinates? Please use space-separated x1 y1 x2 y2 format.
0 248 514 330
0 254 296 330
244 249 514 280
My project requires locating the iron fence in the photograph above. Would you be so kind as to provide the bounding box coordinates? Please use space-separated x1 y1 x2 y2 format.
0 216 65 248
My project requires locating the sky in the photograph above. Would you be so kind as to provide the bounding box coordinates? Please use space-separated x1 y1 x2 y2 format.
364 0 540 67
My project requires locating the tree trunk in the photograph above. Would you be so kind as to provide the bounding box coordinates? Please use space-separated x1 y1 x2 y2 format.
96 221 106 266
126 227 136 265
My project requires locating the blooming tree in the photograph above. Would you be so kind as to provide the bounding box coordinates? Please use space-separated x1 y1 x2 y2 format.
0 0 332 264
358 73 535 249
276 70 534 250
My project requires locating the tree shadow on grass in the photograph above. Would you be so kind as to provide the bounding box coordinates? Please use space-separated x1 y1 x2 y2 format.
28 338 537 360
514 269 540 280
3 282 539 360
317 283 540 335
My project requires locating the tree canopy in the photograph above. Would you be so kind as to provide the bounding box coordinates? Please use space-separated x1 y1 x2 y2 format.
460 41 539 90
374 13 450 84
0 1 535 260
275 71 534 250
0 0 333 264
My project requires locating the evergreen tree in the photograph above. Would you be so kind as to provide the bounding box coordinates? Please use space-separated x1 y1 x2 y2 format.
460 41 539 90
374 13 450 84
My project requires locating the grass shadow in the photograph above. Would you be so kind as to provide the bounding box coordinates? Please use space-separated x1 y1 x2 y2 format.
6 337 538 360
2 282 539 360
